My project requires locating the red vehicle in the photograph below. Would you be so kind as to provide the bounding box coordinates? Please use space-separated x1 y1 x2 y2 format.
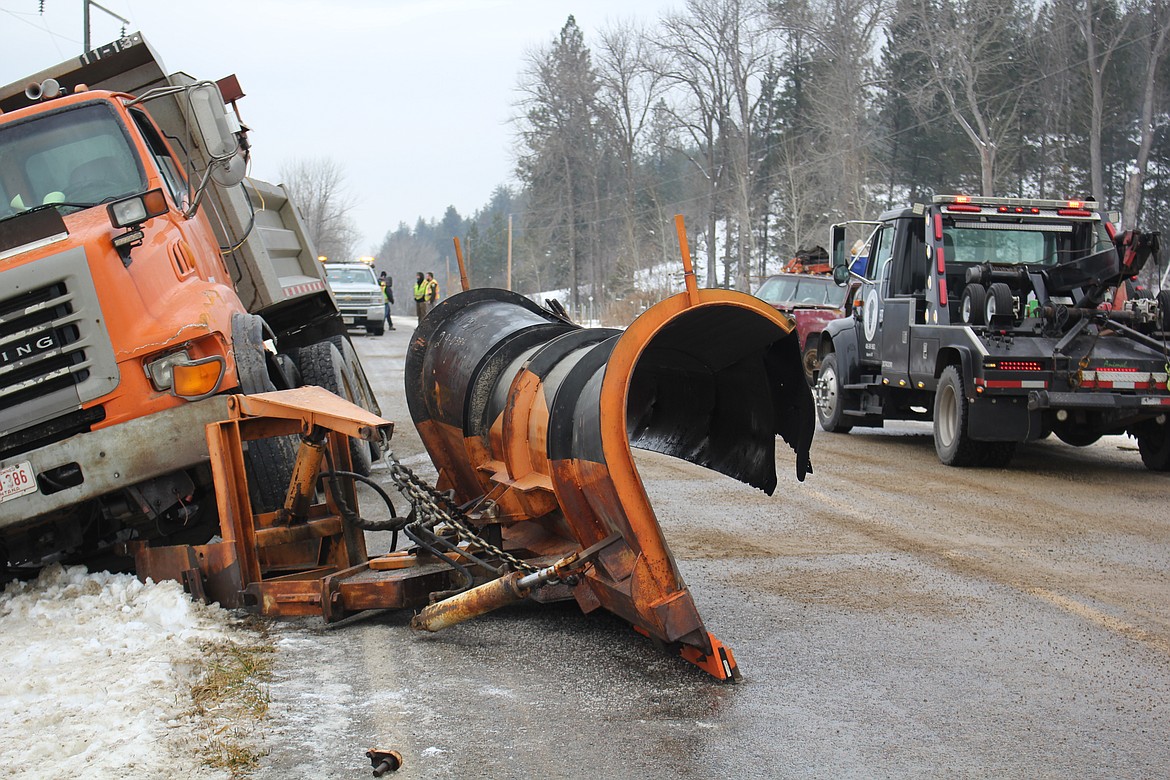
755 273 848 383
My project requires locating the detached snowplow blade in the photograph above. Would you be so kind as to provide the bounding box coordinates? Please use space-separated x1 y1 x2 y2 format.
405 288 814 680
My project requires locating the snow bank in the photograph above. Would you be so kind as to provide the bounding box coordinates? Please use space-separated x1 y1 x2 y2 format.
0 565 241 779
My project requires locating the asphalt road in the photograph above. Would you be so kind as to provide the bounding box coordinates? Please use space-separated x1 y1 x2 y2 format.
255 319 1169 780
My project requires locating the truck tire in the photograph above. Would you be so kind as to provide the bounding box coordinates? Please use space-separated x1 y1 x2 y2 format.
298 341 375 476
801 342 820 386
985 283 1014 323
1136 423 1170 471
234 314 298 513
960 283 987 325
933 365 1015 467
366 318 384 336
814 353 853 433
325 335 384 463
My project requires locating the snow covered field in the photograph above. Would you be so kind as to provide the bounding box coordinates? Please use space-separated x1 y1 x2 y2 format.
0 566 261 779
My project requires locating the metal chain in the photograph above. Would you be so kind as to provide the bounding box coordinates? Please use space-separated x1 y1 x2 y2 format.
380 450 539 573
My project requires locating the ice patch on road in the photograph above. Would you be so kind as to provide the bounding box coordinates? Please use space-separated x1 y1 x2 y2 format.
0 564 241 780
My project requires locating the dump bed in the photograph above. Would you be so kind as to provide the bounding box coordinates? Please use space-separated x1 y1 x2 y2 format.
0 32 330 320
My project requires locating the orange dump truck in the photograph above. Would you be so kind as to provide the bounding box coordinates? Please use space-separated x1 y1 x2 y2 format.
0 34 378 567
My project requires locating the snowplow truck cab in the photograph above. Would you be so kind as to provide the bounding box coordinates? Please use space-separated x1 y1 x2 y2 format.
0 34 377 566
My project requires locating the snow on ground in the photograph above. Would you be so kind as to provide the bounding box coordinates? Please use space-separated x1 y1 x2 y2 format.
0 565 246 780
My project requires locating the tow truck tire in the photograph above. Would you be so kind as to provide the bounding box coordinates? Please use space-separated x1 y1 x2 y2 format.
961 283 987 325
1157 290 1170 332
985 283 1014 323
298 341 375 476
366 319 384 336
1136 424 1170 471
935 364 982 467
814 353 853 433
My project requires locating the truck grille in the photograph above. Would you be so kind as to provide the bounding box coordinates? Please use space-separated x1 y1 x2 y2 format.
0 281 89 411
0 247 120 447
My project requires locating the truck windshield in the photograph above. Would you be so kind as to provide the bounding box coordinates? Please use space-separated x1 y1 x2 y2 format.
942 219 1113 267
325 267 378 285
0 101 145 219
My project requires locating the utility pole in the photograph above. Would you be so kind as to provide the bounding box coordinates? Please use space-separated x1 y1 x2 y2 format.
82 1 130 53
507 214 513 291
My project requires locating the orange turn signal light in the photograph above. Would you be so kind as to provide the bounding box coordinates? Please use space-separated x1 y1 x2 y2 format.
173 356 225 399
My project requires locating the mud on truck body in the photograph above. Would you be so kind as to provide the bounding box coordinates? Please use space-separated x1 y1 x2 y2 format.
0 34 379 568
813 195 1170 469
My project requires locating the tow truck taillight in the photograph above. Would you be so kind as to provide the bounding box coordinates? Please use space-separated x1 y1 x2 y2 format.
997 206 1041 215
991 360 1044 371
1058 208 1094 217
946 204 982 213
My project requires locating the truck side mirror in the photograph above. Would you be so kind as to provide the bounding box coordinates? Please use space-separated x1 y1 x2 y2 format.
832 264 850 285
187 82 239 160
831 224 847 270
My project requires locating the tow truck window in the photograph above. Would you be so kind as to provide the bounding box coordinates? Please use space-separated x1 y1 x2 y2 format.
0 102 145 214
869 225 895 282
942 222 1076 266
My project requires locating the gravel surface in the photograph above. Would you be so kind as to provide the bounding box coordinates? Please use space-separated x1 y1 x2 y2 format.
255 320 1170 779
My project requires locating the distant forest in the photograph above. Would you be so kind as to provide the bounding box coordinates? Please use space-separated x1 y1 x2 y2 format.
374 0 1170 318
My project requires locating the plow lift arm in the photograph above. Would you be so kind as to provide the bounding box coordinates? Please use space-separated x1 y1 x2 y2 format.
131 225 815 682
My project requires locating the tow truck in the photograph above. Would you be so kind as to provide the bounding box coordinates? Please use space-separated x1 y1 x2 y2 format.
812 195 1170 468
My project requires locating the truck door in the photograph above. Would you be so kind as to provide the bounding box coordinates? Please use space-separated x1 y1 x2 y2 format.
855 223 896 371
878 217 924 388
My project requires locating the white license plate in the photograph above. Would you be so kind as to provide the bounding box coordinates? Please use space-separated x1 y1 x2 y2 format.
0 461 37 503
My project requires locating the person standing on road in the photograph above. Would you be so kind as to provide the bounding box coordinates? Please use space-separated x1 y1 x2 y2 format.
425 271 440 314
413 271 428 322
378 271 396 332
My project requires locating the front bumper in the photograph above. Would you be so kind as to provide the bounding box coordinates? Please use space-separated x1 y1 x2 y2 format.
0 396 231 532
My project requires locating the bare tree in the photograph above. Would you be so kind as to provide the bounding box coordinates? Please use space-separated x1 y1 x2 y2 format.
1122 0 1170 227
1066 0 1135 203
280 157 360 261
596 19 669 280
657 0 734 287
905 0 1030 196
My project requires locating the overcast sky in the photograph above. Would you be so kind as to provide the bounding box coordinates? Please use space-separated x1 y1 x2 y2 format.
0 0 677 254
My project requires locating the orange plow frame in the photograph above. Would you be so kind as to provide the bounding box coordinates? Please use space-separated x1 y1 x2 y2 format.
130 288 812 682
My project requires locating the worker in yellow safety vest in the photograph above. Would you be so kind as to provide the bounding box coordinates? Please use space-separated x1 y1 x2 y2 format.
425 271 440 313
413 271 428 322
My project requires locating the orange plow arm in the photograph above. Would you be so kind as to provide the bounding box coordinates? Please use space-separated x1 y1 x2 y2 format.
405 288 814 680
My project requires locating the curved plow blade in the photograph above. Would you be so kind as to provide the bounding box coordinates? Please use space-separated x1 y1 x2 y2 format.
404 288 814 680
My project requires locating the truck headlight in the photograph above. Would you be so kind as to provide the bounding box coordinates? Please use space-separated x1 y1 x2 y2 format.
108 189 168 228
145 349 225 400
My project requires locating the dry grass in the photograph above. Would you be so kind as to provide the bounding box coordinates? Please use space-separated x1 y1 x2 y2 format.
188 617 276 777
